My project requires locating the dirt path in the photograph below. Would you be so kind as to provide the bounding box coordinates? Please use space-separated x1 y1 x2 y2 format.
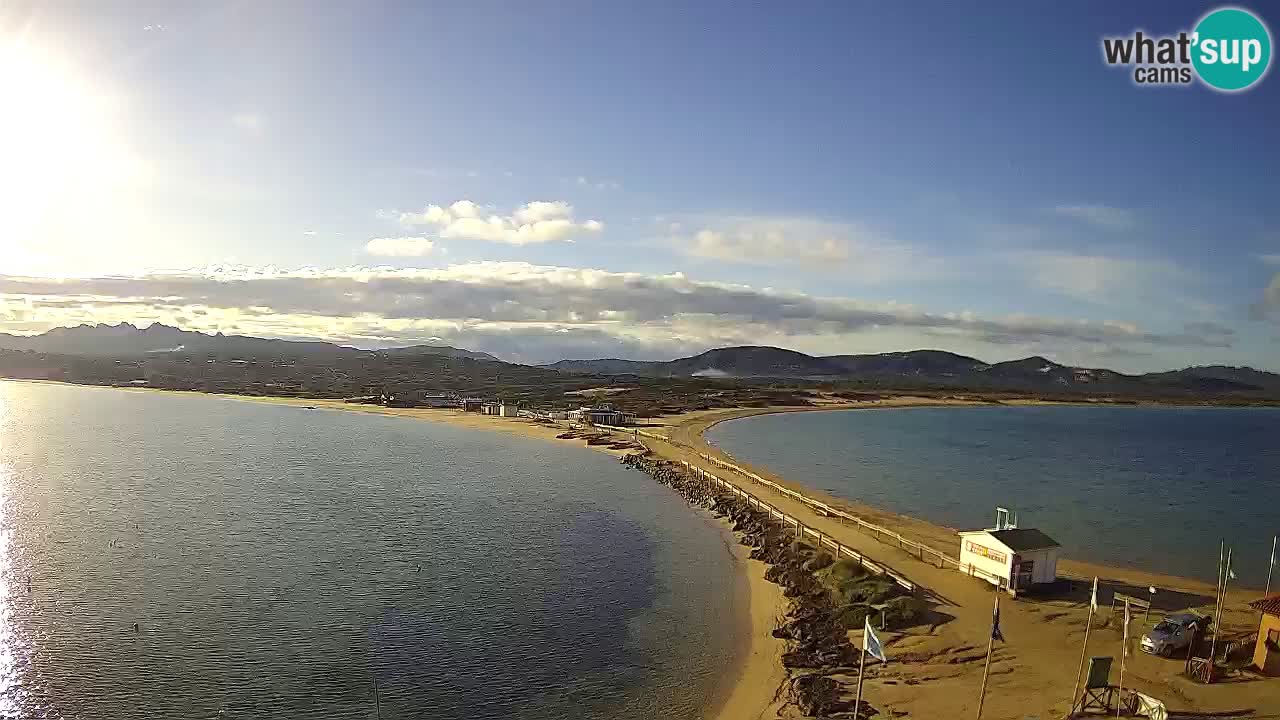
639 403 1278 720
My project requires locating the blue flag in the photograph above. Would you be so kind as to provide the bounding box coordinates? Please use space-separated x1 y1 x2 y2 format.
863 615 887 662
992 597 1005 642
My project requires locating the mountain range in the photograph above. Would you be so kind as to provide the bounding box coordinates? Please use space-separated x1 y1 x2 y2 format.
0 323 499 362
2 323 1277 399
545 346 1280 396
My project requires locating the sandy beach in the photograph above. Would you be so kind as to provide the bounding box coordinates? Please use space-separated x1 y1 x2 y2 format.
639 400 1278 719
6 380 1275 718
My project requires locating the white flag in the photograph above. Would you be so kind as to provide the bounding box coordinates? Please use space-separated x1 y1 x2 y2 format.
1089 577 1098 613
1122 601 1131 657
1228 566 1237 581
863 615 887 663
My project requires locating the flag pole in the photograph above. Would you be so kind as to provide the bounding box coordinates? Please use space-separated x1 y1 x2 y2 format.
1116 599 1128 717
1209 547 1232 683
975 591 999 720
1068 578 1097 716
1266 535 1276 598
855 638 868 719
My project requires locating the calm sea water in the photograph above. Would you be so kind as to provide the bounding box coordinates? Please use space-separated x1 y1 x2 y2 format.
708 405 1280 586
0 381 740 719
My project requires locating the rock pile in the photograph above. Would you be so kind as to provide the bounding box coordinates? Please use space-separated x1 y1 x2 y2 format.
621 452 871 718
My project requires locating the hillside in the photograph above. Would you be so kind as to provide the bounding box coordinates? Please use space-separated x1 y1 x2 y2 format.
3 325 1277 404
0 323 497 362
544 345 1280 400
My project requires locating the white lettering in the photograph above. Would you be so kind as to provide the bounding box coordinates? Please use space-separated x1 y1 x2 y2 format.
1200 38 1219 64
1242 39 1262 72
1221 38 1239 65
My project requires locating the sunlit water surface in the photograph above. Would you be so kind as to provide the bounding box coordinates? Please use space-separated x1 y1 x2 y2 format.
0 381 740 719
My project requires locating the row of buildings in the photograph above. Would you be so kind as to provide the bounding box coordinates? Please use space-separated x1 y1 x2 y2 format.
380 390 635 425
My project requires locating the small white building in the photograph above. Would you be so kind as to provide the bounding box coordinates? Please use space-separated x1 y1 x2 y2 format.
567 404 636 426
958 527 1060 594
498 403 518 417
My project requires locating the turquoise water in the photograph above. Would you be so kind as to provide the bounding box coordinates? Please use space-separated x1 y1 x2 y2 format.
0 381 740 719
708 405 1280 586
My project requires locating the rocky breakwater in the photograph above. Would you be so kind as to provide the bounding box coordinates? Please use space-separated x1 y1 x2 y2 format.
620 452 878 718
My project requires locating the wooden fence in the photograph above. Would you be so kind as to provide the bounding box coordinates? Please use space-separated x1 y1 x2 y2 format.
679 460 917 593
597 423 1009 592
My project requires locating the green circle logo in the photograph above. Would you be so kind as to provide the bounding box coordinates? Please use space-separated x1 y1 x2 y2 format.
1192 7 1272 91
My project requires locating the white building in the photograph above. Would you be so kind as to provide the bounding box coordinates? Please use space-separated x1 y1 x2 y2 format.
498 403 518 417
567 404 636 426
958 527 1060 594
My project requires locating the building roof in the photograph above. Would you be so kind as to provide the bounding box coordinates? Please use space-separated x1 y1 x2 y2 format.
964 528 1060 551
1249 594 1280 617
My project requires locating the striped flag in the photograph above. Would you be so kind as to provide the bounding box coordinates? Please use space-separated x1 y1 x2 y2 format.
864 616 887 662
1089 577 1098 613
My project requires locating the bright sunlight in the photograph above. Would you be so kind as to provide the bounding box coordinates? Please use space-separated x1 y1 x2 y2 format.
0 41 138 275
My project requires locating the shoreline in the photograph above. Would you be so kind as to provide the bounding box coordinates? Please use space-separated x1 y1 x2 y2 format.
687 401 1275 590
640 401 1276 717
4 380 1276 717
0 379 782 720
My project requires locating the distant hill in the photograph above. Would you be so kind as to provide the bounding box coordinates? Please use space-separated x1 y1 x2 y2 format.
0 323 497 362
4 326 1277 402
1143 365 1280 393
545 346 847 378
544 358 665 375
378 345 500 362
544 345 1280 399
825 350 986 376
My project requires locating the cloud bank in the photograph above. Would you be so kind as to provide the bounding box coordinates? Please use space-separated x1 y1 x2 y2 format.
0 262 1235 365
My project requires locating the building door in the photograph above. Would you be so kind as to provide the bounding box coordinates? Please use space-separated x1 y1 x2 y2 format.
1014 559 1034 589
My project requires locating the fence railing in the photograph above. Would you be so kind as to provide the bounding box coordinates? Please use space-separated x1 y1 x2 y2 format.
679 460 917 592
597 422 1009 591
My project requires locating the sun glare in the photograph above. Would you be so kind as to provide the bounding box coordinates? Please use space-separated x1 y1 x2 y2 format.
0 42 137 275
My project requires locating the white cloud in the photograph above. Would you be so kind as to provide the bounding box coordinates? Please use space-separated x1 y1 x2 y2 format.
1052 204 1137 231
575 176 621 191
1015 251 1183 301
0 262 1233 364
672 215 929 278
1260 254 1280 266
397 199 603 245
364 237 436 257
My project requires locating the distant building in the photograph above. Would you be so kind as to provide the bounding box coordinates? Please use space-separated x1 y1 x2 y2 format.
1249 594 1280 675
481 402 501 415
958 527 1060 594
567 404 636 426
384 390 458 408
498 403 518 417
460 398 488 412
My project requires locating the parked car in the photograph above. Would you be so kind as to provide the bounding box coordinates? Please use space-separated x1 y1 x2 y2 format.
1140 612 1209 657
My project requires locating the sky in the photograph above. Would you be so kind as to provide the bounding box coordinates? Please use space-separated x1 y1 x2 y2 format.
1 1 1278 370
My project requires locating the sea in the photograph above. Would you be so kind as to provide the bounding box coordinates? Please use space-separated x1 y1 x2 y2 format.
707 405 1280 587
0 380 741 719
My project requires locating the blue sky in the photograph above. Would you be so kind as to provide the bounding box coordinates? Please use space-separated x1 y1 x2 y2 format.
2 1 1278 369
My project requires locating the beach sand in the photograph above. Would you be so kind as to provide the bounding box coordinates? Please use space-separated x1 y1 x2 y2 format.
642 400 1279 719
6 380 1274 718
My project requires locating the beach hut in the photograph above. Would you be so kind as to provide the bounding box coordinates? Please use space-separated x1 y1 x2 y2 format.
958 527 1061 594
1248 594 1280 675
